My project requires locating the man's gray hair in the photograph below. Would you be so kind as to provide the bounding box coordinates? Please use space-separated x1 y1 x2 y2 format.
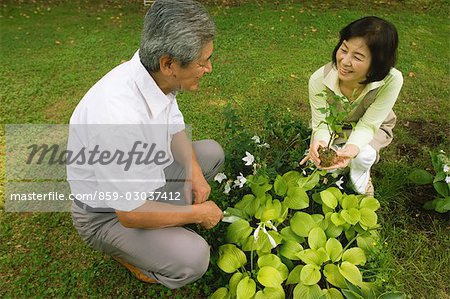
139 0 215 73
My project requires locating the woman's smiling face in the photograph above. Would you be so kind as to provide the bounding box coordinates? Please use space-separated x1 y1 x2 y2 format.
336 37 372 86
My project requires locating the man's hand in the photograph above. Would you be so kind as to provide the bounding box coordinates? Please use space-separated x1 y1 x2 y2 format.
194 201 223 229
300 139 328 167
191 166 211 205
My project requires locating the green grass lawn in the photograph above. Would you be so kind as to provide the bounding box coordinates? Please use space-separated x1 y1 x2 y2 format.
1 0 449 298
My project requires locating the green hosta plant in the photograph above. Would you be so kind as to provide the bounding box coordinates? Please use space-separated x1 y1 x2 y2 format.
211 166 402 299
315 91 359 167
408 150 450 213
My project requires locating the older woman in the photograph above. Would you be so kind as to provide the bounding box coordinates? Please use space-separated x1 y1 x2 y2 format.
301 16 403 195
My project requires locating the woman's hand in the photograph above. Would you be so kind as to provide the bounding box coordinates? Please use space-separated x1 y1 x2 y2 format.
300 139 328 167
320 144 360 170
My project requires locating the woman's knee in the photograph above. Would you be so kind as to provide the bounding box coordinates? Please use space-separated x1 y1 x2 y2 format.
352 145 377 169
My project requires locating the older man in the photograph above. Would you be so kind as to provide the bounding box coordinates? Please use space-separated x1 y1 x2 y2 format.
68 0 224 289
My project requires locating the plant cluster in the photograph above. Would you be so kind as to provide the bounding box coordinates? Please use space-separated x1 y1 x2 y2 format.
408 150 450 213
210 145 404 298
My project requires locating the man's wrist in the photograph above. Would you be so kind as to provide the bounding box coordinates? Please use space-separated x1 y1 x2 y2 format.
191 204 203 224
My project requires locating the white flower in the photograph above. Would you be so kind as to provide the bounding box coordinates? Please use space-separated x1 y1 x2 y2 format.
444 164 449 173
251 135 261 144
214 172 227 183
253 224 261 241
224 181 231 194
445 175 450 184
234 173 247 188
257 142 270 148
242 151 255 166
336 176 344 190
254 221 278 248
262 225 277 248
302 169 307 176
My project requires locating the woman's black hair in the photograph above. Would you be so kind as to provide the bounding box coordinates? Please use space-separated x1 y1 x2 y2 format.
332 16 398 84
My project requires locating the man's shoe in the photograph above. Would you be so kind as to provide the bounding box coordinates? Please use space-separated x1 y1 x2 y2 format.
365 176 374 197
113 256 158 284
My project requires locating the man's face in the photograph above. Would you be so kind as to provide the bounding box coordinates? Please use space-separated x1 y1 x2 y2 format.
171 41 213 92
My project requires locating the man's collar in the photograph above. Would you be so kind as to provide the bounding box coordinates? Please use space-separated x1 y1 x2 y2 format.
323 64 385 96
129 50 173 118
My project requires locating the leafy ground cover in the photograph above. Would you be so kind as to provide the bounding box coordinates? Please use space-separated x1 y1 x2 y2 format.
1 0 449 298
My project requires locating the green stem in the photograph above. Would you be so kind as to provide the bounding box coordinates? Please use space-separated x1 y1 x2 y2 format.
250 248 254 272
342 233 360 253
327 132 336 149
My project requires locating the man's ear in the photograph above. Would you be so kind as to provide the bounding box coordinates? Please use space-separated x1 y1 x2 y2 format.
159 55 174 76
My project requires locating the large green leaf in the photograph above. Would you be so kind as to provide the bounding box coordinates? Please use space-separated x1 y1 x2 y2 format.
356 234 377 252
308 227 327 250
236 276 256 299
257 254 288 280
254 287 285 299
297 170 321 191
342 247 366 266
282 170 301 186
434 171 446 183
342 194 359 210
359 197 380 211
280 227 305 243
326 238 343 262
434 181 449 197
377 291 407 299
284 187 309 210
327 187 343 204
286 265 303 285
359 208 378 228
257 266 284 287
261 208 278 222
223 207 248 221
325 222 343 239
235 194 259 217
435 197 450 213
291 212 316 237
312 192 323 205
320 288 344 299
297 248 322 266
300 264 321 285
217 244 247 273
210 287 231 299
249 175 273 198
241 235 257 252
260 199 282 222
341 208 360 225
255 230 282 253
293 283 323 299
229 272 244 297
323 264 347 289
330 212 346 226
339 261 363 287
274 175 288 196
408 169 433 185
226 219 253 245
280 240 303 260
320 189 338 209
341 289 365 299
